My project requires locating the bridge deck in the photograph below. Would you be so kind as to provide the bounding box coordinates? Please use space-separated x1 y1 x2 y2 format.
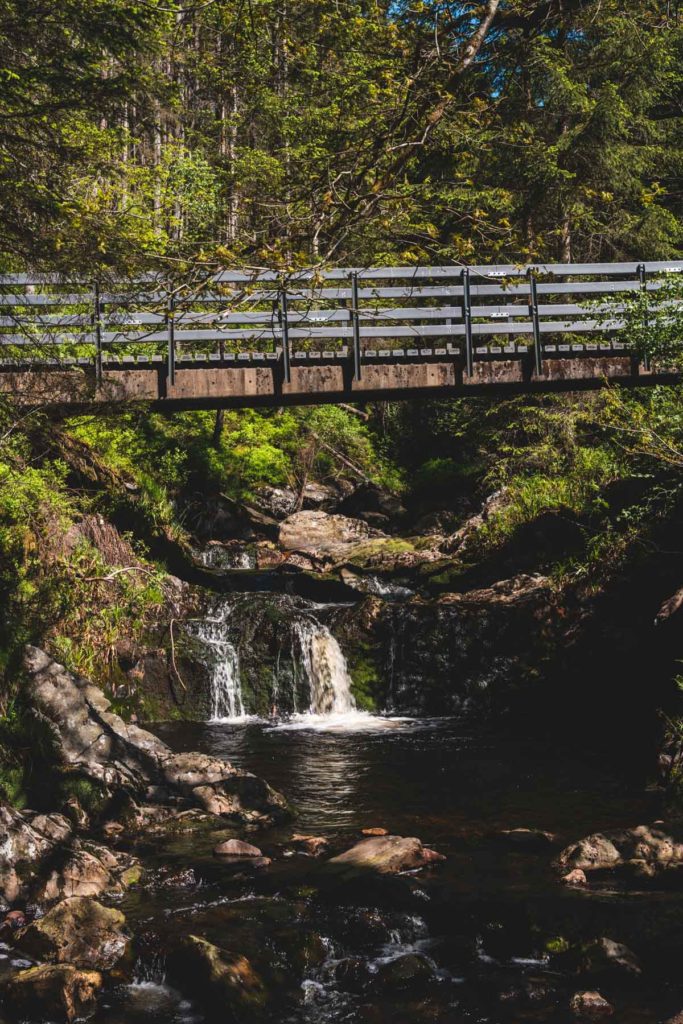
1 261 681 407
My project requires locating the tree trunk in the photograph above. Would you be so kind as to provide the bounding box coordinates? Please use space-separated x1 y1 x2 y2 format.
211 409 225 448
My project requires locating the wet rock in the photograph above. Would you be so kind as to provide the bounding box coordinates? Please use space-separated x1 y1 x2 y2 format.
331 956 371 993
496 827 557 849
562 869 588 886
328 835 444 875
372 953 435 992
291 834 329 856
15 896 129 970
579 938 641 980
33 841 140 902
570 990 614 1020
556 824 683 878
24 646 287 824
556 833 622 872
1 963 102 1023
0 909 26 940
170 934 267 1020
214 838 262 858
0 803 72 903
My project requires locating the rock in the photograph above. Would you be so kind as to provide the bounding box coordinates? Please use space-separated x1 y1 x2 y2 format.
332 956 371 993
170 934 267 1019
337 482 407 524
213 839 262 858
562 869 587 886
1 964 102 1023
579 938 641 979
291 834 329 856
570 990 614 1020
33 841 140 901
556 834 624 873
422 846 447 864
497 827 556 849
61 794 90 832
23 646 287 824
361 827 388 836
0 803 72 903
279 510 383 563
655 586 683 625
442 489 510 555
0 909 26 940
372 953 435 992
15 896 129 970
556 824 683 878
328 835 444 875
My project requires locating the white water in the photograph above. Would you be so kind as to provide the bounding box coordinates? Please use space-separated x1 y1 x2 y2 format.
292 618 356 715
191 602 246 721
192 599 410 731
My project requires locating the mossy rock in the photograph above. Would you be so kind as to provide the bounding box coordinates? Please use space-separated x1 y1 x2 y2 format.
170 934 267 1020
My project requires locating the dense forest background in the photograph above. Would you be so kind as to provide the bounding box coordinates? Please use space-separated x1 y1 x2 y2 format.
1 0 681 275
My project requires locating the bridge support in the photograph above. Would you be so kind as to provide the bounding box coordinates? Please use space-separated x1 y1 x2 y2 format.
0 353 675 412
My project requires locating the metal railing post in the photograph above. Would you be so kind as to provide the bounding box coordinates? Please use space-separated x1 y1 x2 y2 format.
350 270 362 381
279 286 291 384
462 267 473 377
528 269 542 376
167 291 176 386
93 281 103 384
638 262 650 371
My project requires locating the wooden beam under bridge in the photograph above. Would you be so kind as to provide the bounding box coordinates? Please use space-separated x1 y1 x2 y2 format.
1 353 679 412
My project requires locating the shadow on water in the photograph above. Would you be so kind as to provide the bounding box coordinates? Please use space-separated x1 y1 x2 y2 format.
89 717 683 1024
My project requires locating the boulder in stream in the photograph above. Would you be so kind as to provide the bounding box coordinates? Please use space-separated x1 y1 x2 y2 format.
23 646 287 824
556 824 683 879
570 990 614 1020
213 838 263 858
328 835 445 875
15 896 129 970
1 963 102 1023
170 934 267 1021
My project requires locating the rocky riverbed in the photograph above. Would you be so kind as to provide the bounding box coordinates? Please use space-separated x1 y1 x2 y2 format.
2 651 683 1024
2 479 683 1023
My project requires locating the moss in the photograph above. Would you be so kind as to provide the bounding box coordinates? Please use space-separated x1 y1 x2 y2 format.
57 775 110 817
0 763 29 808
348 648 382 711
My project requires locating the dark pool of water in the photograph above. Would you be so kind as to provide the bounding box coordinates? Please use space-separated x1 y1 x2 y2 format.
91 718 682 1024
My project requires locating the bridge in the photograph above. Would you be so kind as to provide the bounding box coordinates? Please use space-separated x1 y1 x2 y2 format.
1 260 681 410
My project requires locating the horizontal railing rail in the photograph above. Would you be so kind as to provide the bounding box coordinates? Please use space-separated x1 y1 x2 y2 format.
1 261 681 385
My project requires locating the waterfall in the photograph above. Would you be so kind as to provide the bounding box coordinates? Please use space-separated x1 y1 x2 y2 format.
292 618 356 715
191 601 246 721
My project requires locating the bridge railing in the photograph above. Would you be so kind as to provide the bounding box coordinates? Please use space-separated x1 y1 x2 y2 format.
1 261 682 383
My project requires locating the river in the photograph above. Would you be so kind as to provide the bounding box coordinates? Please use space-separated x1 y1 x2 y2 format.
85 712 683 1024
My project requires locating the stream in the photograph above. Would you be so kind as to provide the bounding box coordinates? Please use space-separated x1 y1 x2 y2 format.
28 583 679 1024
90 712 683 1024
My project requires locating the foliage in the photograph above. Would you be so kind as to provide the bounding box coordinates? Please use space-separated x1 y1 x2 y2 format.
0 1 680 271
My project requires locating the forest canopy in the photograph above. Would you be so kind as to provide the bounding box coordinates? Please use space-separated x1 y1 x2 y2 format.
0 0 680 276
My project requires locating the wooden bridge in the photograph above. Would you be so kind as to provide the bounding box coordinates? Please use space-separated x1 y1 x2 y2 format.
1 260 681 409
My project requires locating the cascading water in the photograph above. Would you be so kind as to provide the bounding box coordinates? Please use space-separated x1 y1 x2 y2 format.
190 601 246 721
292 618 356 715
